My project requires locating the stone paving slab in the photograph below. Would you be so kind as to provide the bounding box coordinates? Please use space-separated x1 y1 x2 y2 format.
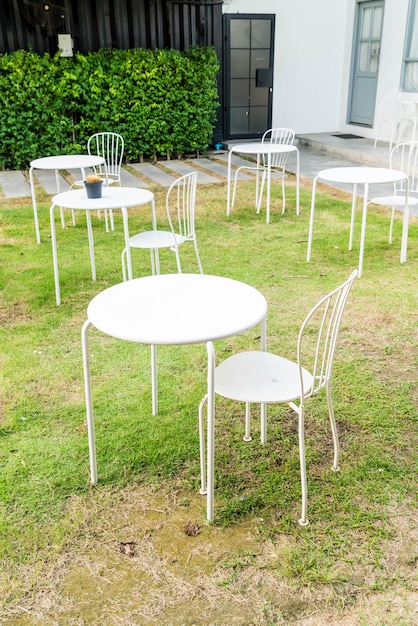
0 170 31 197
163 159 219 184
194 157 252 181
34 170 71 194
129 162 177 187
215 151 285 179
120 167 149 188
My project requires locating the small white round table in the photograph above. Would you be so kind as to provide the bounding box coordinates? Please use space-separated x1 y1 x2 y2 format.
306 166 409 277
50 187 155 305
226 143 300 223
30 154 107 244
81 273 268 491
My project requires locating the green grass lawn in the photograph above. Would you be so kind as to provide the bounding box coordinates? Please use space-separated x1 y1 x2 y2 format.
1 177 417 624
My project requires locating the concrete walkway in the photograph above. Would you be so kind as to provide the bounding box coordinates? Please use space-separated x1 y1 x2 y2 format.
0 133 395 199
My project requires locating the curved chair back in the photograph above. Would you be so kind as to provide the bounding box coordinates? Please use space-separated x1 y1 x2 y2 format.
298 270 358 400
166 171 198 242
262 127 295 169
389 141 418 196
88 132 124 185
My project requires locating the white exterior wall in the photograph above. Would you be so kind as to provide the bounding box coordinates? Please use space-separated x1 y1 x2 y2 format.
222 0 413 141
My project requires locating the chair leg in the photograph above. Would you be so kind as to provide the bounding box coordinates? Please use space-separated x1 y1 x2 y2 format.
244 402 252 442
260 402 267 445
389 206 395 244
173 245 182 273
297 404 309 526
193 239 204 274
150 249 161 275
326 382 340 472
231 168 242 208
121 248 127 281
281 172 286 214
198 394 208 495
256 171 266 214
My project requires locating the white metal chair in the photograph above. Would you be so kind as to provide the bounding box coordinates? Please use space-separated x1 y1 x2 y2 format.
87 132 124 186
72 132 125 231
198 270 358 525
121 171 203 279
369 141 418 244
232 127 295 214
373 85 406 150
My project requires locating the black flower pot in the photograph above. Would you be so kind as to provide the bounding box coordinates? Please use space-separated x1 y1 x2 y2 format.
84 180 103 199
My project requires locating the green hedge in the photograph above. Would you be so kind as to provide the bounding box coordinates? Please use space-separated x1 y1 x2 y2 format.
0 47 220 170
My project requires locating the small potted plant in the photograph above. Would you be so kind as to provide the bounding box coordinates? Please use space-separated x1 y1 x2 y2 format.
84 174 103 199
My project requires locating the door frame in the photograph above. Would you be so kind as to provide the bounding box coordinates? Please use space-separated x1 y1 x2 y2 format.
223 13 275 140
347 0 385 127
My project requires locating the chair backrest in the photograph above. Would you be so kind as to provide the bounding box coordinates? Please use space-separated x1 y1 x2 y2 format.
377 84 403 122
261 127 295 168
88 132 124 182
165 171 197 240
298 270 357 400
389 141 418 195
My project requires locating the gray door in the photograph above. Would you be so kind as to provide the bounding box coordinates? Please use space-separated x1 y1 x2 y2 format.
348 1 384 126
224 14 275 139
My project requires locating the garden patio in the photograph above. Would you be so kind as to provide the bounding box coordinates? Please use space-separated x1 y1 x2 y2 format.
1 162 417 624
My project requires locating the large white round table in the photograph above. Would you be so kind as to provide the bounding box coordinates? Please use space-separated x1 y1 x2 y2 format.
226 142 300 223
306 166 409 276
81 273 268 495
50 187 155 305
30 154 107 243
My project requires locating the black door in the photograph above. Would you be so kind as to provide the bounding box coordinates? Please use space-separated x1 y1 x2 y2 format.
224 14 275 140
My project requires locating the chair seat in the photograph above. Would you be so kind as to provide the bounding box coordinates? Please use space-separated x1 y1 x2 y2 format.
369 194 418 206
127 229 185 250
214 350 314 403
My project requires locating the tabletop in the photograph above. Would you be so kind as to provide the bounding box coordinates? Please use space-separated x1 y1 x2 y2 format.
86 273 268 345
52 186 154 210
30 154 105 170
316 166 407 185
230 143 298 156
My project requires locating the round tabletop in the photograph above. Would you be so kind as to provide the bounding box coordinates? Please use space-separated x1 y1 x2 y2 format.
316 166 406 184
52 187 154 210
231 143 297 155
87 273 268 345
30 154 105 170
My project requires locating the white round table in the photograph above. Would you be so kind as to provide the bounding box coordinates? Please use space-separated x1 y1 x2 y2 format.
226 143 300 223
30 154 107 243
81 273 268 486
50 187 155 305
306 166 409 276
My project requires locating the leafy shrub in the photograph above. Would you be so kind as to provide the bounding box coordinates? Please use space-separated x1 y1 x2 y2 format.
0 46 219 169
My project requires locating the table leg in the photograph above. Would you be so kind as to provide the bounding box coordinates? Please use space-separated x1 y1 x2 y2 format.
85 211 97 281
260 315 267 444
206 341 215 522
255 153 261 210
151 344 158 416
349 184 358 251
358 184 368 278
226 149 233 217
50 203 61 306
29 167 41 244
401 178 409 263
295 148 300 216
266 153 271 224
54 169 66 229
82 320 98 485
121 207 133 281
306 176 319 261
